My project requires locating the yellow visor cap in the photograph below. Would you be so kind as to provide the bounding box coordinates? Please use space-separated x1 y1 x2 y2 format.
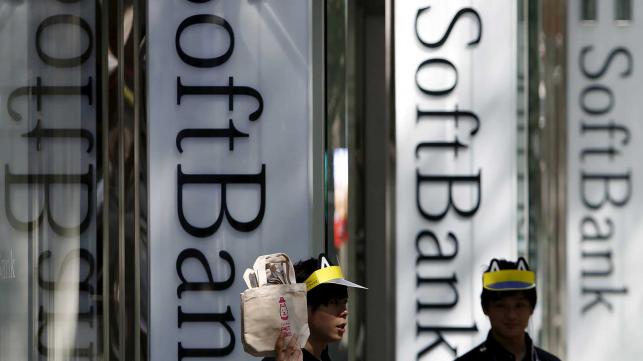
304 264 367 291
483 269 536 291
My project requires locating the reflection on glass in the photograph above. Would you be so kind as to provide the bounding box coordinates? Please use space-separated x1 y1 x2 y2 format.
615 0 632 21
333 148 349 250
581 0 597 21
0 1 102 360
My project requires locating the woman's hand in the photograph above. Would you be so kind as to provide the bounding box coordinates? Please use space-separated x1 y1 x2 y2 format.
274 332 302 361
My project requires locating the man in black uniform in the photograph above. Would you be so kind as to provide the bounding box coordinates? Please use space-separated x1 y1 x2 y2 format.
455 258 560 361
263 255 366 361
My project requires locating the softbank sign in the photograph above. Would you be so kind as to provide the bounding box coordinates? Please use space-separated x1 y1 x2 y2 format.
567 1 643 360
148 2 313 360
395 1 517 360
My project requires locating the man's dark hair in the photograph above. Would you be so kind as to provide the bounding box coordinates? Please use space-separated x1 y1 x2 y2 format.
294 258 348 311
480 259 537 310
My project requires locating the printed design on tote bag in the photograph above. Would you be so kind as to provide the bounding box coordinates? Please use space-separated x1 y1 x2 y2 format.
279 296 292 336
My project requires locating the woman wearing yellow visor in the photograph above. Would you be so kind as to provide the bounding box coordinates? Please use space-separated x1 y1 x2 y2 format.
455 258 560 361
263 254 366 361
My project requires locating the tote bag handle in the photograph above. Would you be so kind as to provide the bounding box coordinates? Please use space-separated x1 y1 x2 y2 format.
252 253 296 287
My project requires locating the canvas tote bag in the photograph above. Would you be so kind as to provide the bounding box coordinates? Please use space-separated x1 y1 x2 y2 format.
240 253 309 357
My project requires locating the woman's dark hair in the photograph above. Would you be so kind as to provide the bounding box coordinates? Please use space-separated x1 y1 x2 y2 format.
480 259 537 310
294 258 348 311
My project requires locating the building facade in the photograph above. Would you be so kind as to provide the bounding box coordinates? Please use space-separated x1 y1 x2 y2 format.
0 0 640 360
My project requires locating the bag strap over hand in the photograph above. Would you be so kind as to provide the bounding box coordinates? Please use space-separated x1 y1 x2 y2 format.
282 254 296 284
253 255 268 287
252 253 296 286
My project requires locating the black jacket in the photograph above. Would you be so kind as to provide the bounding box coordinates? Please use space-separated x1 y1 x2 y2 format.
455 332 560 361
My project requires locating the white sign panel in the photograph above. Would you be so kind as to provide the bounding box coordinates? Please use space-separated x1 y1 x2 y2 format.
395 1 517 360
567 1 643 360
1 1 99 359
148 1 313 360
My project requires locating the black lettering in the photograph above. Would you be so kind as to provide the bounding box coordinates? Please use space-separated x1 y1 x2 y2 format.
580 146 620 160
176 249 234 298
176 14 234 68
581 216 614 241
415 6 482 48
582 250 614 277
580 46 632 79
7 77 93 121
177 164 266 236
581 171 631 209
415 58 458 96
416 171 481 220
416 106 480 138
38 249 95 294
416 273 459 309
177 76 264 121
4 164 93 235
416 140 468 157
416 230 458 262
580 85 613 115
38 309 95 359
581 119 630 145
23 119 94 152
36 15 93 67
176 119 248 153
581 286 628 313
39 304 95 328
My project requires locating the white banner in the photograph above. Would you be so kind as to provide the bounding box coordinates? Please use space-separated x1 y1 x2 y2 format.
1 1 99 359
0 3 30 359
148 1 314 360
567 1 643 360
395 1 517 360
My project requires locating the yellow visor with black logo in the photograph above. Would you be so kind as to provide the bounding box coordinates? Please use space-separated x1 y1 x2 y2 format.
304 265 367 291
483 269 536 291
